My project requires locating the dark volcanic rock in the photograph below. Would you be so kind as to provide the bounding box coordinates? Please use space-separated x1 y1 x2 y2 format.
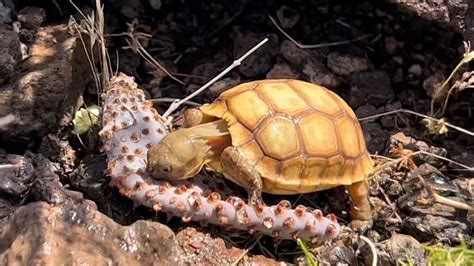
280 40 341 88
350 71 394 107
0 24 21 84
404 214 469 242
233 29 278 78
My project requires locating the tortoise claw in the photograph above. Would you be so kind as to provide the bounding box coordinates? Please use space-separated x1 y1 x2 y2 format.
348 219 373 233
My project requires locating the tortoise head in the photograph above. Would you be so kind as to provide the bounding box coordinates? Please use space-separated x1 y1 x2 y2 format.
146 130 205 180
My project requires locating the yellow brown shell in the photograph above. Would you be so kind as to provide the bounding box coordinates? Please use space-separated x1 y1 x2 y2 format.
200 79 373 194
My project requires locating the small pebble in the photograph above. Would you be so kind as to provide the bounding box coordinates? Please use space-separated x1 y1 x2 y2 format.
327 52 368 76
385 36 399 54
408 64 422 76
17 7 46 29
392 56 403 65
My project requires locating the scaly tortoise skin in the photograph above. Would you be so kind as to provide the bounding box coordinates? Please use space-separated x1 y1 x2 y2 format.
147 79 374 225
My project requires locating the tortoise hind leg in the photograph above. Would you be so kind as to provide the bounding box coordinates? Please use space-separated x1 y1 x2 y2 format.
346 180 373 231
220 146 264 206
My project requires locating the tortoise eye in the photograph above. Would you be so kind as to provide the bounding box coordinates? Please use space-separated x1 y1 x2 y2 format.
162 165 172 173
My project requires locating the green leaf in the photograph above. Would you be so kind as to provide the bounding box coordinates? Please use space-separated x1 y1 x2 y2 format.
72 105 101 135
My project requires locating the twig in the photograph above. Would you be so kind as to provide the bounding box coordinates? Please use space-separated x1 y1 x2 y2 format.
231 239 258 266
133 40 185 85
377 185 402 222
442 71 474 115
358 108 474 137
112 20 185 85
161 37 269 118
269 15 371 49
416 151 473 171
431 41 474 115
208 0 247 38
418 175 474 212
150 98 201 107
0 164 19 170
372 150 473 174
359 235 378 266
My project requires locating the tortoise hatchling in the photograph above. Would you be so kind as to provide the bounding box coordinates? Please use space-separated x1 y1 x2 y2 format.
147 79 374 227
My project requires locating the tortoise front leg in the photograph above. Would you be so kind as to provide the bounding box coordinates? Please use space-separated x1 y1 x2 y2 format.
346 180 373 231
183 108 215 128
220 146 263 206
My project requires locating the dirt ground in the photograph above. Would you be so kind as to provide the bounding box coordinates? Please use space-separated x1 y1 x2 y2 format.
0 0 473 265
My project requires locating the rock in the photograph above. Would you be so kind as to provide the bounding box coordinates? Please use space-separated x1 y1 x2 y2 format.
392 56 403 65
393 68 404 83
0 201 183 264
149 0 162 10
29 153 85 205
280 40 340 88
17 7 46 29
0 154 34 197
266 62 299 79
18 28 35 44
120 0 144 19
0 24 91 143
378 234 426 265
69 154 108 201
302 63 342 88
423 70 446 97
0 24 21 84
385 36 399 54
177 227 281 265
0 153 34 222
408 64 423 76
206 76 241 99
361 122 389 153
232 29 278 78
327 52 368 77
38 134 76 174
276 5 300 29
0 3 13 23
355 104 377 119
317 245 357 265
378 173 403 197
387 0 472 43
349 71 394 107
69 154 135 225
370 197 397 222
389 132 448 166
404 214 469 242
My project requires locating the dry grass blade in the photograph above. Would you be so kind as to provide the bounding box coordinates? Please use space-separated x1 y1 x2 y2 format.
431 41 474 115
358 108 474 137
69 0 112 99
112 19 185 85
230 240 258 266
0 164 19 170
418 175 474 212
269 15 372 49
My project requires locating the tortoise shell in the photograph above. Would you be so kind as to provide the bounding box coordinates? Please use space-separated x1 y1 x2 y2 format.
200 79 373 194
